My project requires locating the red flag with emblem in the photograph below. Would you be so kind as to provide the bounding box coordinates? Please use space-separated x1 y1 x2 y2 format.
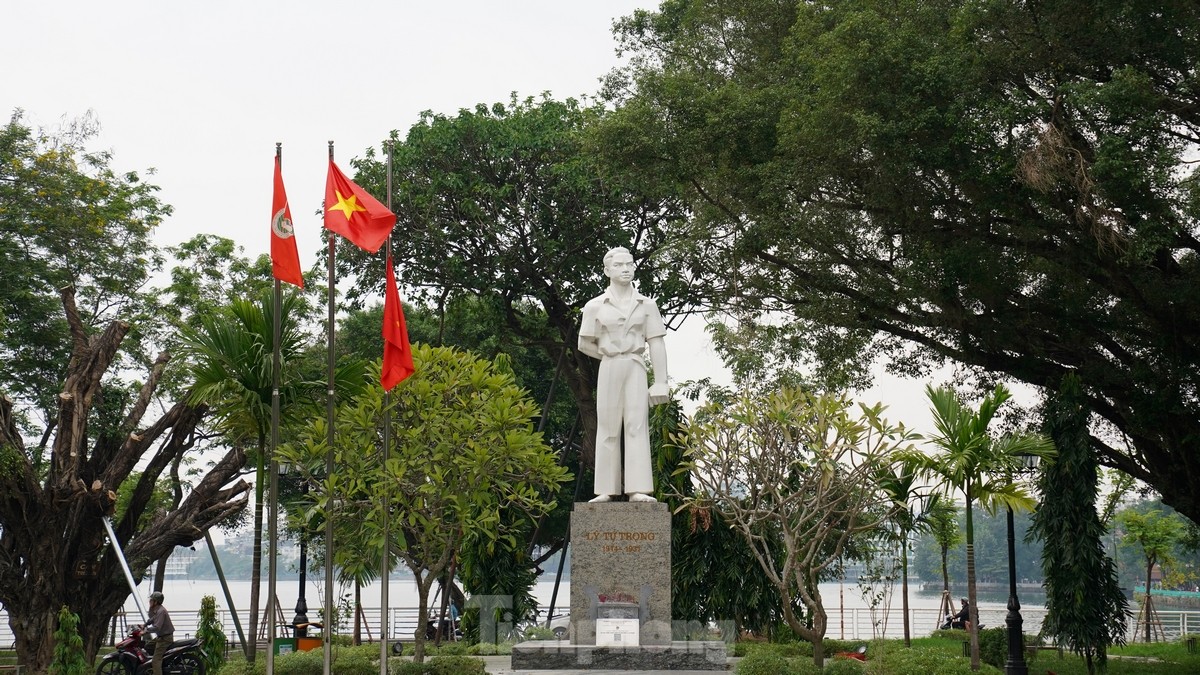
270 158 304 287
382 253 415 390
323 160 396 253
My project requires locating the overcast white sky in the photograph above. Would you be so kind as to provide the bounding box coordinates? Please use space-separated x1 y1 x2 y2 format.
3 0 940 431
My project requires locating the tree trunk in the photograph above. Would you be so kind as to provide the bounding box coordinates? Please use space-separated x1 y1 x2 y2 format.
966 493 981 670
0 291 251 672
353 580 362 646
1145 558 1154 642
901 539 911 647
246 450 266 661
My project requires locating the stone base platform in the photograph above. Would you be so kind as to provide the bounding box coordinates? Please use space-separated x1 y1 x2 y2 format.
512 640 727 671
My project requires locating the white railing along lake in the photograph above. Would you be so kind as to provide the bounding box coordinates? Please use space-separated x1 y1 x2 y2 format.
3 580 1196 648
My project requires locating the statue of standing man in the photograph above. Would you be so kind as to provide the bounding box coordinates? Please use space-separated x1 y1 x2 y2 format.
578 247 668 503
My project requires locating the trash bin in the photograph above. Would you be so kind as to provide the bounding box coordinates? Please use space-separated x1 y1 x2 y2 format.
273 638 297 655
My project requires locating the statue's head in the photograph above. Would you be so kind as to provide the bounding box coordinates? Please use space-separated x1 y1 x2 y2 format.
603 247 635 284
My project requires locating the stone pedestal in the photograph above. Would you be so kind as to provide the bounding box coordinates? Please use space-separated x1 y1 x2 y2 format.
570 501 672 646
514 500 727 670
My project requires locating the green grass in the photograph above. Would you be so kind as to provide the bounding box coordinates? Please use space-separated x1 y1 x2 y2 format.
736 635 1200 674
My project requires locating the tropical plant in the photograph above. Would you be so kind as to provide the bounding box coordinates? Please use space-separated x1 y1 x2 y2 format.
49 606 88 675
1118 507 1186 642
279 345 570 662
876 456 943 646
675 387 917 667
918 383 1054 670
196 595 228 673
925 500 962 610
177 289 345 660
1031 375 1128 673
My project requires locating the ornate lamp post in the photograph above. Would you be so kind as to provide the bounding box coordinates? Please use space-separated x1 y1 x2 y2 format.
292 478 310 638
279 461 311 638
1005 452 1041 675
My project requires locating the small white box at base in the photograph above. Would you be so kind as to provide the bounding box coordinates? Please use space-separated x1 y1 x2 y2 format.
595 618 640 646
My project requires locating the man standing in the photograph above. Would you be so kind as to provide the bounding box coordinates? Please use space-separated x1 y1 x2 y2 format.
143 591 174 675
578 247 669 503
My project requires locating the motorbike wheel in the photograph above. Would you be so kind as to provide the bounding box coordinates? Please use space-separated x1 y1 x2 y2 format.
96 659 131 675
165 653 205 675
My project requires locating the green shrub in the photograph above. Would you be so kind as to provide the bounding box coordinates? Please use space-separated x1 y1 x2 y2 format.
329 651 374 675
867 647 1003 675
213 658 263 675
427 655 486 675
736 651 790 675
431 640 468 656
50 606 88 675
823 656 865 674
735 650 816 675
393 660 425 675
274 649 323 675
976 627 1007 669
471 641 496 656
196 596 227 674
522 625 556 640
785 656 822 674
737 640 810 659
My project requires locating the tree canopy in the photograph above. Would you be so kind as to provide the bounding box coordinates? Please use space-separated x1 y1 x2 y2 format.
344 95 693 470
0 114 252 670
674 387 916 666
279 345 569 662
599 0 1200 523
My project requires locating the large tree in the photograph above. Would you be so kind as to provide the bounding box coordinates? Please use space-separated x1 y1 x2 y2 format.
342 95 693 472
600 0 1200 522
279 345 569 662
0 114 250 670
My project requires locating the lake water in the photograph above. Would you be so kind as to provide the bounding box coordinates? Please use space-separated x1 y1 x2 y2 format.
108 577 1046 642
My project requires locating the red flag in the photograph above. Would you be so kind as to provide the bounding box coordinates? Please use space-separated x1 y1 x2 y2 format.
324 160 396 253
271 158 305 287
382 253 415 390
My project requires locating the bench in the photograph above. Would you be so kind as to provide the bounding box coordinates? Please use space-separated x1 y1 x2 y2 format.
1026 644 1064 659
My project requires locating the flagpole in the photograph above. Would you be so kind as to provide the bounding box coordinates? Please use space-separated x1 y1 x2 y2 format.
324 140 336 675
380 140 393 674
267 143 283 675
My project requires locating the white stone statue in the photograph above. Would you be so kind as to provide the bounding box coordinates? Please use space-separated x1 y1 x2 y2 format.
578 247 669 503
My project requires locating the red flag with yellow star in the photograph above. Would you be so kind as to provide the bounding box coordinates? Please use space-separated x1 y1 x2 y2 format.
382 252 415 390
324 160 396 253
271 157 304 287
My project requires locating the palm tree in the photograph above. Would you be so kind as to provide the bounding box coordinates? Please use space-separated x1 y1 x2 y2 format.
921 384 1053 670
925 499 962 622
878 457 944 647
178 290 337 660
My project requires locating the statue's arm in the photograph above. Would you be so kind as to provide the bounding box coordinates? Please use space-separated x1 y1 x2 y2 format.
578 301 601 360
648 335 669 405
578 334 601 360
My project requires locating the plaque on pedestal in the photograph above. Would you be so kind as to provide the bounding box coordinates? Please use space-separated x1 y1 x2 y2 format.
596 618 640 646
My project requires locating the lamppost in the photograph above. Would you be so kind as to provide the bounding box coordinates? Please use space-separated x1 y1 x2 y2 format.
1005 452 1041 675
292 478 310 638
280 461 311 638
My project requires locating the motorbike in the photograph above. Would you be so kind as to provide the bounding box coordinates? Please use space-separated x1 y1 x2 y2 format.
95 626 205 675
940 614 983 631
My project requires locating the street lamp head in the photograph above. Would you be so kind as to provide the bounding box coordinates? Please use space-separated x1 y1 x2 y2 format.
1019 452 1041 472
